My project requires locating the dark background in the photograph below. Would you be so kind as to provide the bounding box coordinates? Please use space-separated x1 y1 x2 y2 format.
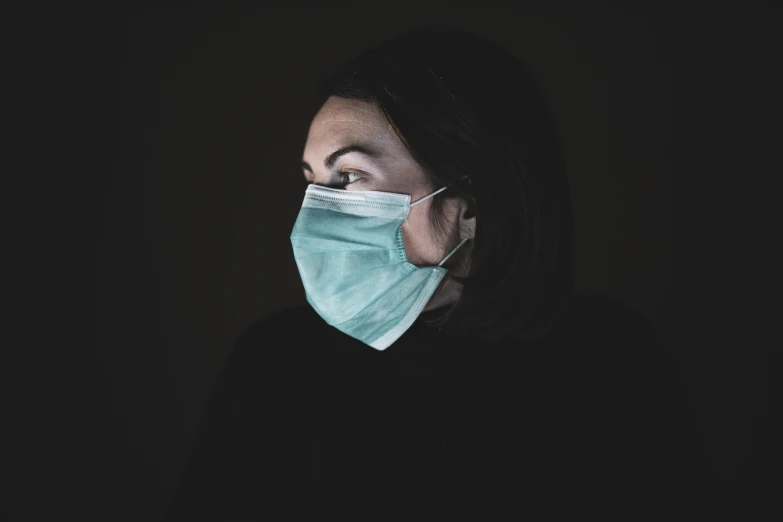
9 2 771 520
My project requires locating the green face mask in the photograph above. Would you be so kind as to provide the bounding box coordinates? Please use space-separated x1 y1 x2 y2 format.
290 183 469 351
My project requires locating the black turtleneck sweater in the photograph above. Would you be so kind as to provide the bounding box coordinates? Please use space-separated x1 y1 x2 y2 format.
163 293 717 519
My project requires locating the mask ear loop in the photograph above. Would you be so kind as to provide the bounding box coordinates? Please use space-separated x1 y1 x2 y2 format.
438 237 469 267
438 175 472 265
405 185 449 225
405 175 472 260
404 175 471 225
410 185 449 207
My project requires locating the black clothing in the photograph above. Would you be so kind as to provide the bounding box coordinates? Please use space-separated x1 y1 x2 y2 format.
163 293 717 519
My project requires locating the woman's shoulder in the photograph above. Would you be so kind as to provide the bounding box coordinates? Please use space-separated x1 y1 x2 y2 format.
561 292 659 339
224 303 373 372
236 304 322 344
548 292 668 368
564 293 679 383
204 305 329 398
229 304 325 361
567 291 644 316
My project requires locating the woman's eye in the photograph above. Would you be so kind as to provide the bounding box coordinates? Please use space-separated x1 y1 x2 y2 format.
341 171 362 185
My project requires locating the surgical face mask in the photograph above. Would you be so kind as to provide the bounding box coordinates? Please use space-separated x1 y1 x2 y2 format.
289 183 469 351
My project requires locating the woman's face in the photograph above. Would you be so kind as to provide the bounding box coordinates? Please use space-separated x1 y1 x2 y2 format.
301 95 474 311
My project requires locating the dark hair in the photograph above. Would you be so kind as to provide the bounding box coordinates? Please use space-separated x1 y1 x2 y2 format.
313 23 576 341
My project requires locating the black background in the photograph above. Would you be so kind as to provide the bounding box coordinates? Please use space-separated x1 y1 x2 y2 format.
8 2 775 520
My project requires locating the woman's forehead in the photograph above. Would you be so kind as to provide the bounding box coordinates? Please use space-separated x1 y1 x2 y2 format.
305 99 403 157
316 95 379 120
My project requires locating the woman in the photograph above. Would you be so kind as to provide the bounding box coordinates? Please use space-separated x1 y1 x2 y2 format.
164 25 715 519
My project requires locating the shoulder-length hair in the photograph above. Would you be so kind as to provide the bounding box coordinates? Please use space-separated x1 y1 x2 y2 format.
313 23 576 341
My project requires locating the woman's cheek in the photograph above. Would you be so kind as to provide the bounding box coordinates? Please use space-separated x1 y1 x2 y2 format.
403 216 441 266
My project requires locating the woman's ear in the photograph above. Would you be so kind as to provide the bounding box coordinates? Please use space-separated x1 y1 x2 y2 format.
459 201 476 240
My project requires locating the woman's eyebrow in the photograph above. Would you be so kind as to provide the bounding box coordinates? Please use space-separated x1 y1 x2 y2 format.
301 144 380 173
